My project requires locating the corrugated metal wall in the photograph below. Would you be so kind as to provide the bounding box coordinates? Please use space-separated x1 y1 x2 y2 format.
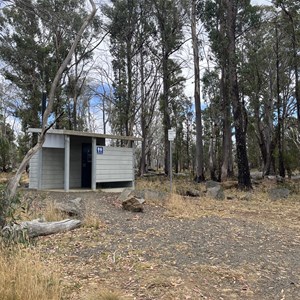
29 151 39 189
95 146 133 182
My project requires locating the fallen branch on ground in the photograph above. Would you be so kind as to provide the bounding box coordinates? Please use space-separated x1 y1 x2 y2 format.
2 219 81 239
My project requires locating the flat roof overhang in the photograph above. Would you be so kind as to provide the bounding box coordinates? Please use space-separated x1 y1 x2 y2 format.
28 128 143 142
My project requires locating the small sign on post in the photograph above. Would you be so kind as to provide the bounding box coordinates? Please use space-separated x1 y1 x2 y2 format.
168 128 176 193
168 129 176 142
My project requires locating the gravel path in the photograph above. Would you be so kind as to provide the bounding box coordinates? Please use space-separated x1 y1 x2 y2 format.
30 190 300 299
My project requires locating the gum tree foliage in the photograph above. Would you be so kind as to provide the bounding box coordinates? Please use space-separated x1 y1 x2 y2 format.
151 0 186 175
199 0 258 189
0 0 97 229
103 0 142 138
0 0 101 135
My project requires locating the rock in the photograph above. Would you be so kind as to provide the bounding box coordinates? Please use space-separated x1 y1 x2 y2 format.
226 195 235 200
206 180 220 189
55 197 83 217
186 188 202 197
207 185 225 200
119 189 145 212
144 190 168 202
268 188 290 200
118 189 134 202
250 171 263 180
276 175 285 183
118 189 145 202
122 197 144 212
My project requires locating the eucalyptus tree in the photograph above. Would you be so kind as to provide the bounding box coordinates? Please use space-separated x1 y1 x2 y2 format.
0 0 100 134
199 0 234 181
103 0 141 139
151 0 186 175
200 0 256 189
202 69 222 180
273 0 300 132
188 0 205 181
240 6 277 176
2 0 98 202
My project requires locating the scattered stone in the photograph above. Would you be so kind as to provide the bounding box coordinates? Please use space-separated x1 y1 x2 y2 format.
55 197 83 217
207 185 225 200
186 188 202 197
276 175 285 183
118 189 134 202
144 190 168 202
118 189 145 203
268 188 290 201
250 171 263 180
206 180 220 189
122 197 144 212
118 189 145 212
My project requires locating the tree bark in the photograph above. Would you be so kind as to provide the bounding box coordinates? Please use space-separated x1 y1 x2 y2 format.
226 0 251 189
5 0 97 201
162 51 171 175
275 24 285 178
191 0 205 182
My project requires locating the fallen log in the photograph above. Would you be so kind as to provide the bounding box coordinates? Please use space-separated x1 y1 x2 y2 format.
2 219 81 239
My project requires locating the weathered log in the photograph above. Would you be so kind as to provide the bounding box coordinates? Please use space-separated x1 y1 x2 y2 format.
2 219 81 239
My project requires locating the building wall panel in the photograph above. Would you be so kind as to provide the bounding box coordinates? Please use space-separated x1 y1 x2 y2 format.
96 146 133 183
29 151 39 189
41 148 64 189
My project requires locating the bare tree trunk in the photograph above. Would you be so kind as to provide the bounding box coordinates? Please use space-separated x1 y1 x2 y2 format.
279 4 300 132
6 0 97 201
275 24 285 178
220 67 233 181
226 0 251 190
162 51 171 175
191 0 205 182
139 50 146 176
209 121 218 181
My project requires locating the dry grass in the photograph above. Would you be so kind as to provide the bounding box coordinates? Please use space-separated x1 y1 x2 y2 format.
165 193 202 219
43 201 67 222
83 213 104 230
137 177 300 229
0 246 62 300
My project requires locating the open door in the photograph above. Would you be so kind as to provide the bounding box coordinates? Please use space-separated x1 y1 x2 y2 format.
81 143 92 188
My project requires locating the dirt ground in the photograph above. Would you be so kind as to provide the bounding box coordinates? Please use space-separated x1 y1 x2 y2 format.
20 183 300 300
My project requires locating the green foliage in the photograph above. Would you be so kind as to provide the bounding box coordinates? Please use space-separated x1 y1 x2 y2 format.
0 187 30 245
0 187 21 228
0 137 11 172
0 0 99 132
0 122 16 171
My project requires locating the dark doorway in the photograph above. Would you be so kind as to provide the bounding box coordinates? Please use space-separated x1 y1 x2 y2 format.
82 143 92 188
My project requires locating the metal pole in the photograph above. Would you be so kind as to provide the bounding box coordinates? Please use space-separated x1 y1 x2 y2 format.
170 140 172 193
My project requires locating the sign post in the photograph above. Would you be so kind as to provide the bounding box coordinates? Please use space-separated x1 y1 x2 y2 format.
168 128 176 193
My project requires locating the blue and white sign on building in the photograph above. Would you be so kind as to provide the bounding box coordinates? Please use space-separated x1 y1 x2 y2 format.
96 146 104 154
